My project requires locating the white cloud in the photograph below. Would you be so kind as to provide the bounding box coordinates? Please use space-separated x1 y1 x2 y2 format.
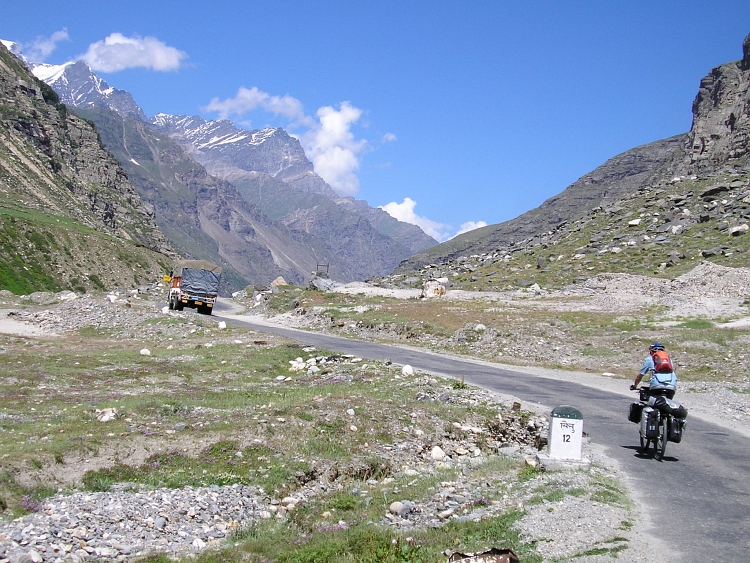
380 199 488 242
79 33 187 72
24 29 69 62
382 132 397 143
300 102 368 196
452 220 488 238
204 90 367 196
202 86 313 127
379 198 451 241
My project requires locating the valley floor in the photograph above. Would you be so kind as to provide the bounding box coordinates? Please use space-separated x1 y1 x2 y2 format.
1 272 748 562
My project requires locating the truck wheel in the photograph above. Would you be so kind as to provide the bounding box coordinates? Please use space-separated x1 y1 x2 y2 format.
198 305 212 316
168 298 174 310
175 300 184 311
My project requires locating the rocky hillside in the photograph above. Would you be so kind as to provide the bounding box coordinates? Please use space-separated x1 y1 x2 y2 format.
24 53 436 287
397 135 687 272
75 107 430 290
73 106 330 291
0 43 173 294
383 170 750 292
151 114 436 265
398 32 750 273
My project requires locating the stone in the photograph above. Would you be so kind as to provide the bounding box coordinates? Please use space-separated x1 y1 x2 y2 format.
388 501 403 515
438 508 454 520
402 365 414 376
700 185 730 200
140 348 151 356
431 445 447 461
396 501 415 516
729 224 749 236
421 279 446 298
96 408 118 422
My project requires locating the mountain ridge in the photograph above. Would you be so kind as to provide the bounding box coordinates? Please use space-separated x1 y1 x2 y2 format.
0 42 173 293
19 54 437 287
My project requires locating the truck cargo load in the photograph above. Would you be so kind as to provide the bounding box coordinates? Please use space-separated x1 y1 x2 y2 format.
167 260 222 315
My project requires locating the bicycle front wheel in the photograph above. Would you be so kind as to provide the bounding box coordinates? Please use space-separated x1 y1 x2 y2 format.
655 416 668 461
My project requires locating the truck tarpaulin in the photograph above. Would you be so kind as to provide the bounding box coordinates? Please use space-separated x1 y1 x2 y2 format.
174 260 222 295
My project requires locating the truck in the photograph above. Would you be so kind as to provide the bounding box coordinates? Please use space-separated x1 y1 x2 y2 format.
166 260 222 315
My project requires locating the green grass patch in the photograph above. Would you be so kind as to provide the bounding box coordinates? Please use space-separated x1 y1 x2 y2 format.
677 319 715 329
81 440 311 495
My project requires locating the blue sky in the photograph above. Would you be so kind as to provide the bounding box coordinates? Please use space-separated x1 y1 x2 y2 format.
3 1 750 241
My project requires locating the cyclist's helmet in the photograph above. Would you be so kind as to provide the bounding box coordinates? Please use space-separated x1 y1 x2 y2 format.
649 342 665 352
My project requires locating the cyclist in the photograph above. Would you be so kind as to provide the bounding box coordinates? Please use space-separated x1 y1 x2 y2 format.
630 342 677 400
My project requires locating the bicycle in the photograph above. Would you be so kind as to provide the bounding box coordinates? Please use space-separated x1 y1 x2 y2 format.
630 387 685 461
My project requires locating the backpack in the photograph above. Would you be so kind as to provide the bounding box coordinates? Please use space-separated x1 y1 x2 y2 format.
651 350 674 373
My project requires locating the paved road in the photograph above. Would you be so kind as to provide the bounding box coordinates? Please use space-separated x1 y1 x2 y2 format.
216 310 750 560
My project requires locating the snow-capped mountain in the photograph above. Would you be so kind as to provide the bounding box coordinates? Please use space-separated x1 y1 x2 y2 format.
12 43 437 285
152 114 339 199
30 60 147 121
0 40 24 59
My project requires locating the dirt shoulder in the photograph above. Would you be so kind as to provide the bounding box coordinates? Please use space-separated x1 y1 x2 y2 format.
0 309 56 337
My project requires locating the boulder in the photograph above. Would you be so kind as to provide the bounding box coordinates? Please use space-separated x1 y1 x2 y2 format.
421 279 446 298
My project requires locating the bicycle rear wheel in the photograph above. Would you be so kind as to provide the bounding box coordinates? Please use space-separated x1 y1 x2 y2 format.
639 432 649 452
655 416 668 461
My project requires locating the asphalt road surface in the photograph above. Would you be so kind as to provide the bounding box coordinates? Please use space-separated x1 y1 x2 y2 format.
216 310 750 561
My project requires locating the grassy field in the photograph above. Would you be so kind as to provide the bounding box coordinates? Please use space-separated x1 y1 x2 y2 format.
0 296 638 562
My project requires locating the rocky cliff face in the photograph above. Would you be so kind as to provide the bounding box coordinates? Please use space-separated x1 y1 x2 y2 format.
0 43 172 293
683 32 750 174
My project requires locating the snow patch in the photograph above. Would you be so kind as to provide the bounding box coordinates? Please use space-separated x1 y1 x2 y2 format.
31 62 73 83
